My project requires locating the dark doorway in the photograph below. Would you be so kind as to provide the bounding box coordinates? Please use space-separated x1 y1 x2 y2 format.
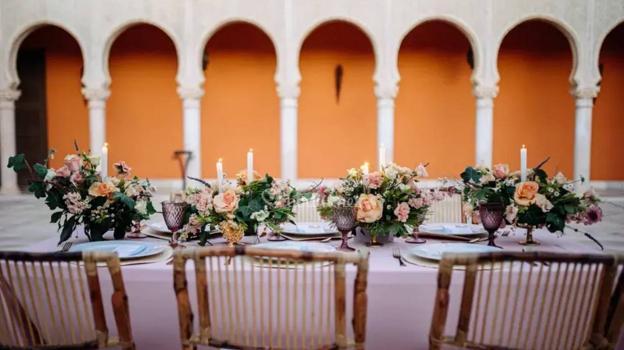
15 49 48 187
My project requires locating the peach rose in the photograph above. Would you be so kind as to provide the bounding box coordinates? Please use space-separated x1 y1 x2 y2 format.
355 194 383 223
214 189 240 213
365 172 383 189
88 180 117 197
514 181 539 206
492 163 509 179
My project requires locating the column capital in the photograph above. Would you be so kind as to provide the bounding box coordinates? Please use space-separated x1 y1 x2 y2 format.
177 86 204 100
277 82 300 100
473 84 498 99
82 87 110 102
0 88 21 101
572 85 599 99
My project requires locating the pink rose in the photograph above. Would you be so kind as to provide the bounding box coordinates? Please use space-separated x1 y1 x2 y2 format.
64 155 81 172
55 166 71 178
366 172 383 189
408 197 425 208
70 171 84 185
493 163 509 179
114 161 132 175
416 163 428 177
394 202 410 223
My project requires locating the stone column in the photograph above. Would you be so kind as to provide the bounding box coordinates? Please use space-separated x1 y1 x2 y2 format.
0 88 21 194
474 85 498 167
82 87 110 155
573 87 598 190
177 86 204 179
280 96 298 181
374 80 398 166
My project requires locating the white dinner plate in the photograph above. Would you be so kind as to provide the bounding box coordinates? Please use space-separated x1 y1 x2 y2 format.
419 223 486 236
254 241 336 253
147 222 172 234
280 222 338 236
69 241 165 260
408 243 499 262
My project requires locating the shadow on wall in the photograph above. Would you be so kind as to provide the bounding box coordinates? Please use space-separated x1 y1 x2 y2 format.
494 20 575 176
395 20 474 179
201 22 279 178
107 24 182 179
298 21 376 178
592 23 624 181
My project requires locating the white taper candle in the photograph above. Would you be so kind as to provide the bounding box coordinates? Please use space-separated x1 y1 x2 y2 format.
101 142 108 179
520 145 527 181
247 149 254 183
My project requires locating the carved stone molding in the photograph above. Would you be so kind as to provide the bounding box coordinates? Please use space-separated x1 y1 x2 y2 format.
277 82 300 100
472 84 499 99
177 86 204 100
572 85 600 99
0 89 20 110
81 87 110 102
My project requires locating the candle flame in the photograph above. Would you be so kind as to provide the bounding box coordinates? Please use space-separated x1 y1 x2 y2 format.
522 144 526 149
218 158 222 163
249 148 253 153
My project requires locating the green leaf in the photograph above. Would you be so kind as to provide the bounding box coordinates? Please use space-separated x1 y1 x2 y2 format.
533 168 548 183
50 211 63 223
59 218 76 244
460 167 481 183
7 154 26 171
28 181 46 198
113 225 126 240
113 192 135 209
33 163 48 179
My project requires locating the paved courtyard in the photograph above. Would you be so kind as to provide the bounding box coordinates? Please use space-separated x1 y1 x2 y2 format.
1 193 624 253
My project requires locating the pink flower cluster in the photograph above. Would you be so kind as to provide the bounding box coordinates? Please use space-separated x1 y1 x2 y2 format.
394 202 410 222
63 192 88 214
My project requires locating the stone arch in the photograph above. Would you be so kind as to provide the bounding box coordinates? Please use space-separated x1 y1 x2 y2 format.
6 21 86 89
102 20 180 85
495 16 580 84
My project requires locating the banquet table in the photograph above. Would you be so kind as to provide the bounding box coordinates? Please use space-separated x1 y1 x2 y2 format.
25 228 615 350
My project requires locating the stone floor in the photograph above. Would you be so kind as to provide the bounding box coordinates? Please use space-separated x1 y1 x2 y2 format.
1 193 624 253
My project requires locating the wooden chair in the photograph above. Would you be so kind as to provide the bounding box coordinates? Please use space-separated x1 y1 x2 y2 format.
0 250 134 349
426 192 465 224
173 246 369 349
429 251 624 350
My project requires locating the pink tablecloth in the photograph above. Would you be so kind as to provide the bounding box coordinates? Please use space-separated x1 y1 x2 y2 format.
26 229 610 350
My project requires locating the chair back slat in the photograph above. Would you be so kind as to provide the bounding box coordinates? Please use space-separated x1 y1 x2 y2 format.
0 250 134 350
294 198 323 223
426 193 463 223
173 246 368 350
430 252 624 350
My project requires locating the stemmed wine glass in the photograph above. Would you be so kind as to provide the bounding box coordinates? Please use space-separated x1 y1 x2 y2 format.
162 201 189 246
479 202 504 248
331 205 357 251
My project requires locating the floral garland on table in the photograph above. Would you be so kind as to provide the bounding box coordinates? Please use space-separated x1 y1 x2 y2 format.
7 151 156 243
318 163 446 239
460 163 603 233
180 172 307 245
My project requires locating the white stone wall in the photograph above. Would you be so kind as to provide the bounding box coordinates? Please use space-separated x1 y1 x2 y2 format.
0 0 622 192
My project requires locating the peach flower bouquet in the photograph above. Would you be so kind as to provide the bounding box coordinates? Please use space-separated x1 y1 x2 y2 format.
460 163 602 235
8 149 156 243
318 163 445 240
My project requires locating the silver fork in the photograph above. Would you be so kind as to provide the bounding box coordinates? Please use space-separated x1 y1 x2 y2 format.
392 248 406 267
60 241 73 252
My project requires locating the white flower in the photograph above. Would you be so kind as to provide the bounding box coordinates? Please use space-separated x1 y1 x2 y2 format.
480 172 495 184
327 195 345 207
135 200 148 215
347 168 358 177
534 194 553 213
399 184 411 192
250 210 270 222
44 169 56 181
553 172 567 184
415 163 428 177
505 205 518 223
385 165 399 180
125 183 140 197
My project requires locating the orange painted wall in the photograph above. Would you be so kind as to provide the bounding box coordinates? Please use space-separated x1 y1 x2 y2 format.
20 27 88 169
495 21 575 176
395 22 474 178
201 23 279 178
298 22 377 178
107 25 182 178
592 23 624 180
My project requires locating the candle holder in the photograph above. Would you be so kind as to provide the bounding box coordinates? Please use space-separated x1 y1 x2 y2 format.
517 224 540 245
405 225 426 244
331 205 357 251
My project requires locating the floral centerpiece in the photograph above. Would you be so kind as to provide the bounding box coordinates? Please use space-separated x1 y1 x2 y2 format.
180 173 307 245
7 151 156 243
318 163 445 243
460 162 602 244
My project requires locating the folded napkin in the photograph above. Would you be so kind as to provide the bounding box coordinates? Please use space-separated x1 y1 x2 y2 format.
420 224 478 234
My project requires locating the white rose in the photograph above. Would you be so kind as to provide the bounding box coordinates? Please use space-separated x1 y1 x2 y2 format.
135 200 148 215
505 205 518 223
534 194 553 212
250 210 269 222
480 172 496 184
327 195 345 207
553 172 567 184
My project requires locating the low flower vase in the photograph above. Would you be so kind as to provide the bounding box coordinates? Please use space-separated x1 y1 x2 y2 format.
354 227 393 246
518 224 540 245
